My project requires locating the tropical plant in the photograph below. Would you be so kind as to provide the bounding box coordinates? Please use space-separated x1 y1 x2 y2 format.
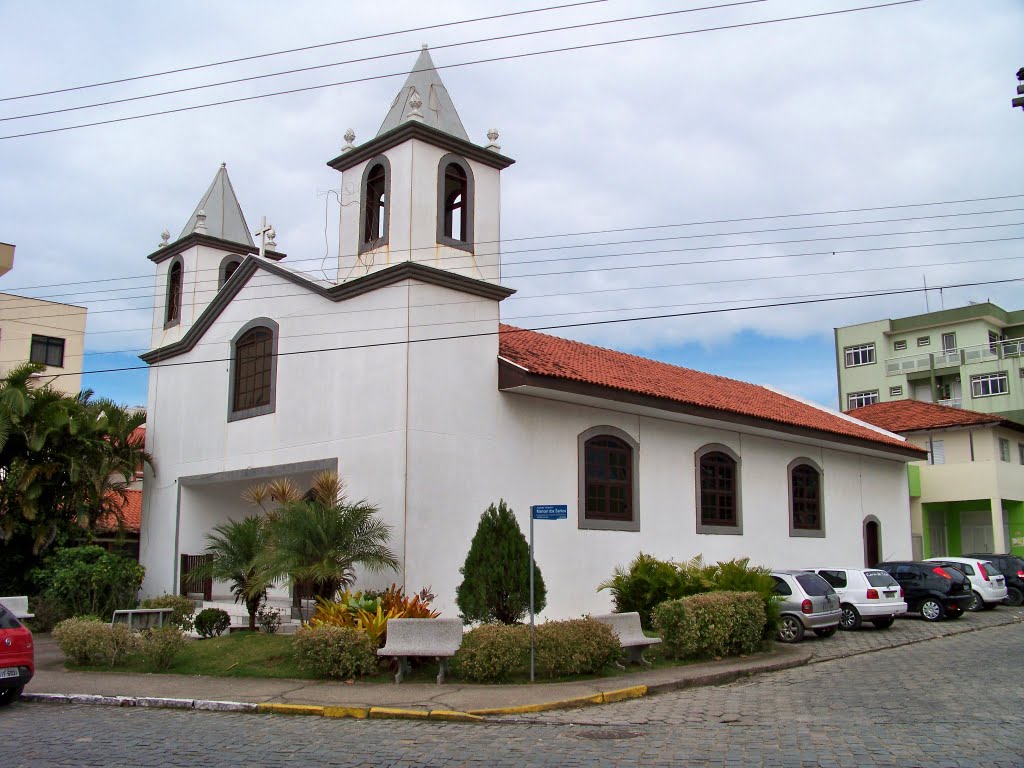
597 553 710 629
456 500 545 625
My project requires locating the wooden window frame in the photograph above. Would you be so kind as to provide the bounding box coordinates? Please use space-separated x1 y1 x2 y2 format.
228 318 279 422
789 458 825 538
577 426 640 532
695 444 742 535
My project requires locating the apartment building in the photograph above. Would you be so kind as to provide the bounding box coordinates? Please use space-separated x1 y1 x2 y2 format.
835 302 1024 423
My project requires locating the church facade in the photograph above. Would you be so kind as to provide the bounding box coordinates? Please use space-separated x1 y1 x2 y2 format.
139 48 924 618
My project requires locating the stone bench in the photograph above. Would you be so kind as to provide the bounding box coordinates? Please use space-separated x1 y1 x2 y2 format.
376 618 462 684
593 611 662 667
0 596 33 620
111 608 175 631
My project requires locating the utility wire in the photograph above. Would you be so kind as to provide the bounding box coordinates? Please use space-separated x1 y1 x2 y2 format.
0 1 920 141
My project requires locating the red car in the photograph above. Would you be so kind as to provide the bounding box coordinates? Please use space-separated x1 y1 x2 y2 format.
0 603 33 706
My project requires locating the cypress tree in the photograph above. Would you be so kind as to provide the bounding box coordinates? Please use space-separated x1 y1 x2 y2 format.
456 500 546 624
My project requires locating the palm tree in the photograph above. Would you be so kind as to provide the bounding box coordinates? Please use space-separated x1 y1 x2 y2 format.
187 515 273 630
257 471 399 607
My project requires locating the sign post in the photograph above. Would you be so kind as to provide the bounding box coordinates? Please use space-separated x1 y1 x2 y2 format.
529 504 567 682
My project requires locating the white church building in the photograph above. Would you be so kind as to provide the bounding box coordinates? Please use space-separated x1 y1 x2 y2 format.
139 47 924 618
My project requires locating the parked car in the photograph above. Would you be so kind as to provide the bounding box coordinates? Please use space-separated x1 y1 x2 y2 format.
770 571 841 643
962 553 1024 607
925 557 1009 611
876 561 973 621
0 603 33 706
809 568 907 630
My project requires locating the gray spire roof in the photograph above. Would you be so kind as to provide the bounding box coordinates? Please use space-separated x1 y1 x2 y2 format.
178 164 255 247
377 46 469 141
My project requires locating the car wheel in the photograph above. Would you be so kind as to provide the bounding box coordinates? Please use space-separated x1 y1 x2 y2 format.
920 598 945 622
777 615 805 643
0 686 24 707
1007 587 1023 607
969 591 984 612
814 626 838 638
870 617 895 629
839 604 862 631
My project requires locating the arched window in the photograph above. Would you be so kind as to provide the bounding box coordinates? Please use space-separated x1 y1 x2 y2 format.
696 445 742 534
789 459 824 537
219 256 243 289
436 154 474 252
359 157 390 254
165 258 183 327
577 426 640 531
228 318 279 421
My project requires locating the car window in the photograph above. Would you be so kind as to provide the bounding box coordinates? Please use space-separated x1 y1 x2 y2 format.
865 571 898 588
895 565 919 580
796 573 834 596
957 563 975 576
0 606 22 630
818 570 848 589
771 576 792 596
981 563 1002 579
1009 556 1024 573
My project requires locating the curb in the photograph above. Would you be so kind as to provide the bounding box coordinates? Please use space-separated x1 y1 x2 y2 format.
21 693 257 713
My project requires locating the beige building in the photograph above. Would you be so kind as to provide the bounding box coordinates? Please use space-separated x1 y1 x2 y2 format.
0 243 87 394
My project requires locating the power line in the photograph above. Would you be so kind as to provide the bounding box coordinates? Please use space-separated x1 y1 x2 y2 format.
0 1 920 141
2 2 768 123
0 0 608 102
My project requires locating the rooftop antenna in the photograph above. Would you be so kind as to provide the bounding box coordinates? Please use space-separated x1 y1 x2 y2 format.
922 274 930 312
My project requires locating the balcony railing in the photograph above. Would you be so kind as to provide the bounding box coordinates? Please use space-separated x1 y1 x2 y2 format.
937 397 962 408
885 336 1024 376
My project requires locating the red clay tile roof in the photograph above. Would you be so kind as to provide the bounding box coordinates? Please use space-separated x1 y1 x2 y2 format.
498 325 922 455
96 489 143 534
846 399 1020 433
129 425 145 446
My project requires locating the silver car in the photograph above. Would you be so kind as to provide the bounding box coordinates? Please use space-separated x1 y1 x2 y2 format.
771 570 842 643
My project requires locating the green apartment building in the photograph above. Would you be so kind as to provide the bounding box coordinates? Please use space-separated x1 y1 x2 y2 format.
835 302 1024 422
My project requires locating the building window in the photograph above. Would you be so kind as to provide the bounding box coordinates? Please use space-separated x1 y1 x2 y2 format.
789 459 824 538
29 335 65 367
228 318 279 422
917 336 930 347
941 332 956 352
893 340 907 351
436 154 475 252
1018 442 1024 465
696 444 742 535
847 390 879 409
844 343 876 368
577 426 639 532
889 385 903 397
988 331 999 353
971 372 1008 398
928 439 944 465
359 157 390 254
999 438 1011 463
219 256 243 289
165 258 183 326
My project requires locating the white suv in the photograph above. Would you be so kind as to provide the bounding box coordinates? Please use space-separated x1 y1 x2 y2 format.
809 568 908 630
925 557 1008 611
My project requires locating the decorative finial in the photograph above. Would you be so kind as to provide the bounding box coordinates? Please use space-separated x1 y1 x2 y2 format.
342 128 356 152
485 128 501 151
193 209 208 235
158 229 170 248
266 228 277 250
406 88 424 122
220 162 226 169
421 43 428 50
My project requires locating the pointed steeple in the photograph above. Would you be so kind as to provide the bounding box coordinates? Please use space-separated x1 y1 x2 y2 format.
178 164 255 247
377 45 469 141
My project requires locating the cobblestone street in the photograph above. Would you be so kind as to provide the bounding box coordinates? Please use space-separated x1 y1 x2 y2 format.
2 613 1023 767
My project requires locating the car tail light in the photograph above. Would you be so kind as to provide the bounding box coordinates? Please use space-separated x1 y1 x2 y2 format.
801 599 812 614
899 587 904 598
1017 570 1024 579
866 588 879 600
978 562 990 581
932 566 952 579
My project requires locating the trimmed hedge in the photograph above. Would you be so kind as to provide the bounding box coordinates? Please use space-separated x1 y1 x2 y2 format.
534 618 621 678
141 594 196 632
293 625 379 679
653 591 765 661
194 608 231 638
453 623 528 682
52 617 139 667
138 626 187 671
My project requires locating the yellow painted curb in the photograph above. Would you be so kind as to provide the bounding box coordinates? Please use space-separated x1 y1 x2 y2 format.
428 710 485 723
369 706 430 720
323 706 370 720
259 703 325 716
469 693 604 717
601 685 647 703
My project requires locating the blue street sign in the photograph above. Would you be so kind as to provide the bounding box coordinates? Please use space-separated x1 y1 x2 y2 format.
531 504 568 520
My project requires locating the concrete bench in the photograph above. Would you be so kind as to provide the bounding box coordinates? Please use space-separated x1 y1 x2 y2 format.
593 612 662 667
376 618 462 684
0 596 33 620
111 608 174 630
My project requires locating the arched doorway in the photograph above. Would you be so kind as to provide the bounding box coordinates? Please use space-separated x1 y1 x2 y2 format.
864 516 881 567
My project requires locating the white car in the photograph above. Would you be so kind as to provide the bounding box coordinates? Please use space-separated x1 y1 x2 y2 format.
925 557 1008 611
809 568 908 630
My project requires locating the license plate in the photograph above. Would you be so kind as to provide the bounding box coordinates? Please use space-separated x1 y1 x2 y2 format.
0 667 18 679
884 591 896 597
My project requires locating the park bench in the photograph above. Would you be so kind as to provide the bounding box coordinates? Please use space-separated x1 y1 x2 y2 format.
376 618 463 684
0 596 33 620
592 612 662 667
110 608 174 630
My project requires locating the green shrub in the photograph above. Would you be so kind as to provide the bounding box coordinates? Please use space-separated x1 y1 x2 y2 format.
32 546 145 621
52 617 139 666
24 595 70 633
597 553 710 629
194 608 231 638
452 623 529 682
138 626 187 670
533 618 621 678
699 558 780 640
141 594 196 632
292 625 379 679
257 606 283 634
653 591 766 661
456 500 545 625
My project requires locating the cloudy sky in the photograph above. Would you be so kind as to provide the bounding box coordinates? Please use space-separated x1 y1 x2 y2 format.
1 0 1022 409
